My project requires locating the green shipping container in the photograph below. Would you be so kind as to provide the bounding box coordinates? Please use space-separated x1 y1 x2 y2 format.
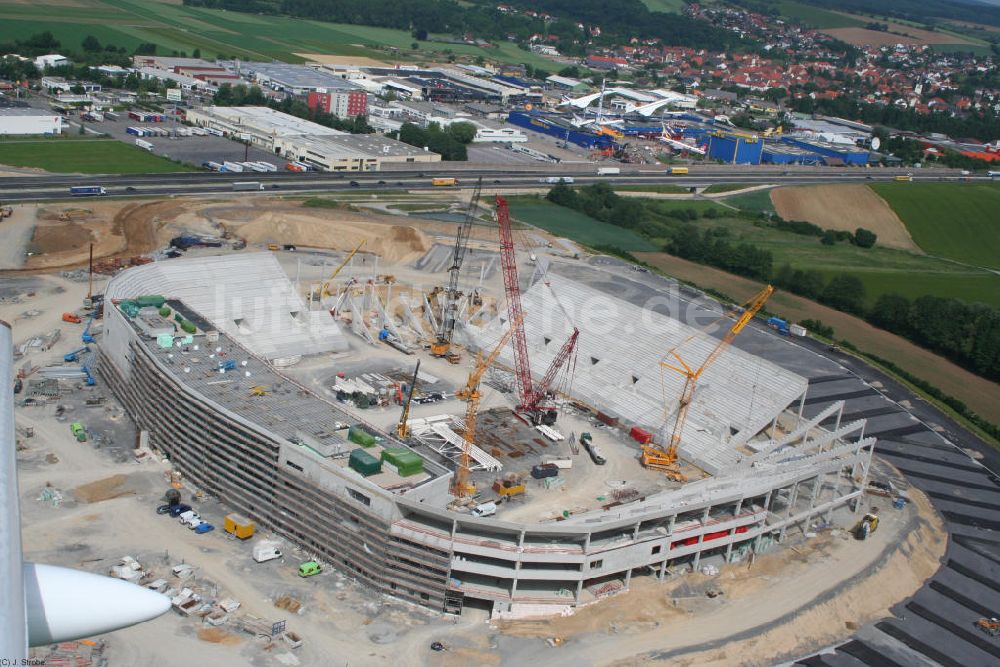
119 301 140 318
179 320 196 334
135 295 166 308
159 307 171 318
348 426 377 448
381 448 424 477
348 448 382 476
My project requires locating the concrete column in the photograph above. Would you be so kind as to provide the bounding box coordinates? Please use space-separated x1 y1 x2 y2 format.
834 401 844 434
583 532 591 553
797 390 806 426
511 560 520 597
632 521 641 541
667 514 676 536
624 567 632 589
575 578 583 601
658 558 668 581
518 530 525 548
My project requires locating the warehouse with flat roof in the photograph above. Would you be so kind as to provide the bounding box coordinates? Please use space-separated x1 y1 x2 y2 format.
185 106 345 150
0 107 63 135
273 133 440 171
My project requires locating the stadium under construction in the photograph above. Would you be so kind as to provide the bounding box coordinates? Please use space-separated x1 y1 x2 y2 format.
95 197 875 618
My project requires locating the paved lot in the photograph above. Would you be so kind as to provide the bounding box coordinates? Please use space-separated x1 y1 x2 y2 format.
557 255 1000 667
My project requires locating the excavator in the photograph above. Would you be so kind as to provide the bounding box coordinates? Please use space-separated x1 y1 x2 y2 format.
451 313 523 498
644 285 775 481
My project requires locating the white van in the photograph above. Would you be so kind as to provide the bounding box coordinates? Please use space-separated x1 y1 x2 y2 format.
252 540 283 563
471 502 497 518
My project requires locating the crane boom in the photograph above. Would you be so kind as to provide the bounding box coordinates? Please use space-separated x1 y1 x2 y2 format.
321 240 365 298
452 314 523 498
495 195 534 410
432 177 482 358
660 284 774 453
396 359 421 439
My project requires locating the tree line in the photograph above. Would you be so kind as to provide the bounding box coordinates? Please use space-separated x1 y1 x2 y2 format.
544 182 1000 382
395 122 477 161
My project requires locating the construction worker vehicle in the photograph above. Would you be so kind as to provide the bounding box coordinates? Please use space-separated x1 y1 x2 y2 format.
975 617 999 637
853 510 880 540
62 312 82 323
0 205 13 220
492 474 526 500
297 561 321 577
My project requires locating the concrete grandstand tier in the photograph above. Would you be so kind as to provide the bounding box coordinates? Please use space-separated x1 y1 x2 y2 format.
104 253 348 361
467 274 808 475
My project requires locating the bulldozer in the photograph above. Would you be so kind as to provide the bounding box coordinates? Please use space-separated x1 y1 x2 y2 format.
853 509 880 540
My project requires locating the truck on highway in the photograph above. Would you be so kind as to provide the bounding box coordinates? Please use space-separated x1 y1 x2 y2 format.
667 166 689 175
69 186 106 197
540 176 574 184
767 316 790 335
893 174 913 182
596 167 621 176
432 177 458 186
988 170 1000 178
135 139 154 152
233 182 264 191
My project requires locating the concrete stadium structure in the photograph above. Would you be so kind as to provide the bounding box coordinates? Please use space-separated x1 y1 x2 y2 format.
98 253 875 617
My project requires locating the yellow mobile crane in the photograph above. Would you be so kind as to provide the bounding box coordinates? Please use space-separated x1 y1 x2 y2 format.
451 314 523 498
396 359 421 439
644 285 775 480
320 239 365 299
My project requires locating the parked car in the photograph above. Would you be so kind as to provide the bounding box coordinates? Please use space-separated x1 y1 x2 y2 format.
156 504 174 515
167 504 192 518
194 523 215 534
298 560 322 577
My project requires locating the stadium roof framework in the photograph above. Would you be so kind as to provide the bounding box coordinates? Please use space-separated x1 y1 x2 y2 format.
106 252 348 361
468 274 807 475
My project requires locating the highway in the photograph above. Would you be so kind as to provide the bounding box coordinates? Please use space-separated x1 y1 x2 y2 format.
0 165 978 202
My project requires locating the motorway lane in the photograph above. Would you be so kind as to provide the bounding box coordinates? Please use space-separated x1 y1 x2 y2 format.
0 172 981 202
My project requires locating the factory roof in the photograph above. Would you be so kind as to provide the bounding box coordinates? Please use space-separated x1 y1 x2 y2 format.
190 106 345 137
0 107 59 117
282 133 435 159
470 273 808 476
245 62 361 91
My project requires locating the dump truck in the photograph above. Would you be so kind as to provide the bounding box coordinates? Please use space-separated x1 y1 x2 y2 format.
431 178 458 186
224 513 255 540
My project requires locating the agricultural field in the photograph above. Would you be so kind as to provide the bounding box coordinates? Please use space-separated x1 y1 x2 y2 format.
506 198 657 253
770 2 864 28
614 184 689 194
725 188 776 213
0 137 196 174
640 0 687 13
0 0 559 68
771 184 918 251
871 182 1000 270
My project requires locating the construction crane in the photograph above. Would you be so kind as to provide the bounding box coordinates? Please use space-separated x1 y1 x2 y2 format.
643 285 775 479
431 177 482 360
320 239 365 298
395 359 421 439
452 313 523 498
495 195 579 425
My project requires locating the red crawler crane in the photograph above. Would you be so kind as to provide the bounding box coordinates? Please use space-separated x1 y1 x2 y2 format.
495 195 578 425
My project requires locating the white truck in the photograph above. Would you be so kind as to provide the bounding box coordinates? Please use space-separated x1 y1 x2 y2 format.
596 167 621 176
540 176 574 184
471 502 497 518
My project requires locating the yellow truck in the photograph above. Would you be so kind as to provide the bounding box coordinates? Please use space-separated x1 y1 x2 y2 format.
893 174 913 182
668 167 689 175
224 513 255 540
431 177 458 186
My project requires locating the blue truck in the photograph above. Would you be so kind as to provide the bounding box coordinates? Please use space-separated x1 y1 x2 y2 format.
69 186 107 196
767 317 790 335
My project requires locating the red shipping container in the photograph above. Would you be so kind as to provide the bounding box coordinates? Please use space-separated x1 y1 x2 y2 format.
596 411 618 427
630 426 652 444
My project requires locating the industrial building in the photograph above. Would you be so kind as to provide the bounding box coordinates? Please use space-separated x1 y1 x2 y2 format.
99 252 874 618
706 133 763 165
0 107 63 135
307 89 368 118
272 133 440 171
184 106 345 150
245 62 364 98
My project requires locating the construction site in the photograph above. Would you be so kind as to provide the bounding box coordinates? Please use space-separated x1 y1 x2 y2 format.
3 187 951 666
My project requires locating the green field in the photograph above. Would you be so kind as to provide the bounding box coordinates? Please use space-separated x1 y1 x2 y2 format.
871 182 1000 270
0 137 196 174
725 189 776 213
507 198 657 252
0 0 560 68
770 1 865 28
640 0 687 13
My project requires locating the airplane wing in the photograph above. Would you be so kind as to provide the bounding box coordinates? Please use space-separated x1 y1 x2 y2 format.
0 320 170 660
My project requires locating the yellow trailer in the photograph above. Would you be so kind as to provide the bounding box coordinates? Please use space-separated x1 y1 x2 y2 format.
668 167 689 175
431 177 458 186
224 513 255 539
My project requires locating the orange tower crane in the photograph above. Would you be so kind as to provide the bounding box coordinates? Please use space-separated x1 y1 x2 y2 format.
643 285 775 479
451 313 524 498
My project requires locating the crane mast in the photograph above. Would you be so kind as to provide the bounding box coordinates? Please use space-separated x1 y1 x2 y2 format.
395 359 421 439
452 314 523 498
494 195 578 424
432 177 482 359
645 285 775 478
321 239 365 298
